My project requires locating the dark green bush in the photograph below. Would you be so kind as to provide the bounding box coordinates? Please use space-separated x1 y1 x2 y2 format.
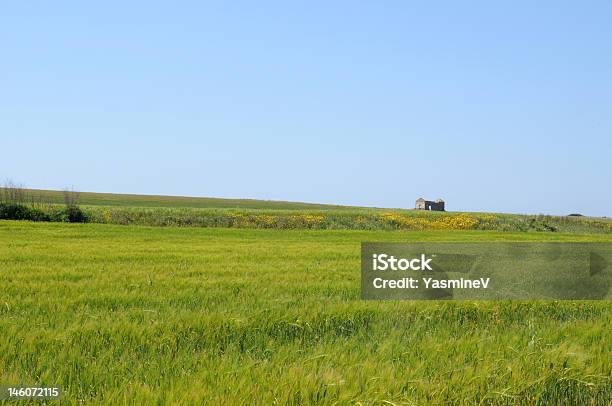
0 203 33 220
65 206 87 223
0 203 86 223
0 203 53 221
28 207 53 222
0 203 56 221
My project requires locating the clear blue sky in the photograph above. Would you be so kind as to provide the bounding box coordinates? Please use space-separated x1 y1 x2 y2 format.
1 1 611 215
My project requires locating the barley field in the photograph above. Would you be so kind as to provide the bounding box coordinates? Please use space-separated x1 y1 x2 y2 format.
1 221 610 404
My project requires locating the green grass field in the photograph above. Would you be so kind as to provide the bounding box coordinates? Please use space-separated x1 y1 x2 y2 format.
1 221 610 404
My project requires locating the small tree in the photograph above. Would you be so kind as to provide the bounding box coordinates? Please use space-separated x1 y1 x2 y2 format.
63 188 81 208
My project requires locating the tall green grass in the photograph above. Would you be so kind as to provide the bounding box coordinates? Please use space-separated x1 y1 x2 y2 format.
0 222 610 404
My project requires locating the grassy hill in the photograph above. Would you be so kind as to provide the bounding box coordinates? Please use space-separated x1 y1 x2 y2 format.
2 188 611 233
20 188 358 210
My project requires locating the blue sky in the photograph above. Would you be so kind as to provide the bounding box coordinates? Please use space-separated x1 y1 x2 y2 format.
1 1 611 215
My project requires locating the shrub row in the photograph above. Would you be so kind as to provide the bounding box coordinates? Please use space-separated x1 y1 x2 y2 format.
0 203 87 223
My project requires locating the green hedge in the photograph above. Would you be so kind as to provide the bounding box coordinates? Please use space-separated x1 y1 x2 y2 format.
0 203 87 223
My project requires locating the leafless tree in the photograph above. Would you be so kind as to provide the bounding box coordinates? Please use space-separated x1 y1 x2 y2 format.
63 188 81 208
2 180 27 204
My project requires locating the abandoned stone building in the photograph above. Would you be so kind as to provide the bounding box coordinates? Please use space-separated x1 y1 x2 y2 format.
415 198 445 211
